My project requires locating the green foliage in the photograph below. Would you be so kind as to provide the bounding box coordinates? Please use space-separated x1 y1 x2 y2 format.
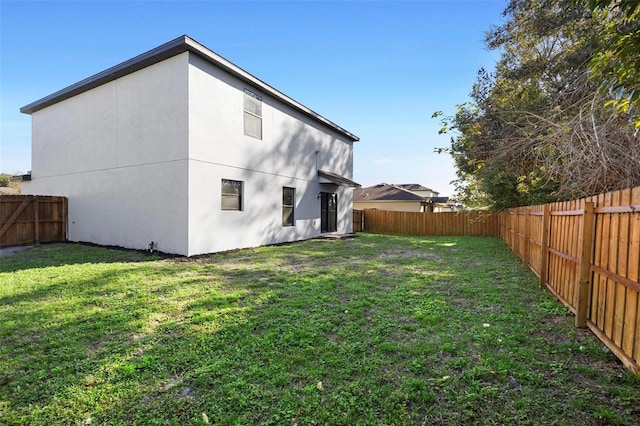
1 236 638 424
438 0 640 209
0 174 11 187
0 173 21 192
587 0 640 126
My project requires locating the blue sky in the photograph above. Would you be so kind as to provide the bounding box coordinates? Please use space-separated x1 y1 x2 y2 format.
1 0 506 196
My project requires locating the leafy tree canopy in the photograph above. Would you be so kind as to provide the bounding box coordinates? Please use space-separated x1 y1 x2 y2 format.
586 0 640 126
438 0 640 209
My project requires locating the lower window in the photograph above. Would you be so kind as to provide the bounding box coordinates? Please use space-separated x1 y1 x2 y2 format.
282 187 295 226
221 179 243 211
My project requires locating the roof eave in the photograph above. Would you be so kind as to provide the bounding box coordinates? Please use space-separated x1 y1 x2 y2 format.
318 170 360 188
20 35 359 142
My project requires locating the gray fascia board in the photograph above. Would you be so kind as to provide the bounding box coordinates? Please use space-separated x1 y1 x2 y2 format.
20 35 359 142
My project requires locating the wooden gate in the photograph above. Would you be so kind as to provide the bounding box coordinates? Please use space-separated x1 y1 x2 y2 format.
0 195 67 247
353 209 364 232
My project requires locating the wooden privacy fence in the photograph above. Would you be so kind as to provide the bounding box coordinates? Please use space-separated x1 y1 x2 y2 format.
358 209 499 237
500 186 640 374
0 195 67 247
353 209 364 232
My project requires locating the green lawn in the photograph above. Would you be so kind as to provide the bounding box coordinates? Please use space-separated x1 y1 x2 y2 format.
1 234 638 425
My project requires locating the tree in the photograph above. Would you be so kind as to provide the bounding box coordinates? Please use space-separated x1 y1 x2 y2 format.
438 0 640 209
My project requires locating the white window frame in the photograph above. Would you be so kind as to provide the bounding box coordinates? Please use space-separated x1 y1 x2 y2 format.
243 89 262 140
221 179 243 211
282 187 295 227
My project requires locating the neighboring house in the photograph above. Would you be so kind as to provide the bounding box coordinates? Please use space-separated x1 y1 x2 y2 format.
20 35 359 256
353 183 451 212
396 184 440 199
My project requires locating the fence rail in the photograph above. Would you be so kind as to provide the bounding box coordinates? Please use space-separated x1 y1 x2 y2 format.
0 195 67 247
500 186 640 374
357 209 499 237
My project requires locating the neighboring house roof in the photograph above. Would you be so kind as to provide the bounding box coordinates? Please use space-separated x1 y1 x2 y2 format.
354 183 426 202
429 197 450 204
354 183 449 203
20 35 359 143
397 184 435 192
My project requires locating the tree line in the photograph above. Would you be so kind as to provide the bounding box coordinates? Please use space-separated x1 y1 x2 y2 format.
436 0 640 209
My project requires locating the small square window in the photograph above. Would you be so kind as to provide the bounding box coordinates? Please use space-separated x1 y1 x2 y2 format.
222 179 243 211
282 187 295 226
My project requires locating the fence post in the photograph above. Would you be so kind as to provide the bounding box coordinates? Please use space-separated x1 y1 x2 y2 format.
540 204 550 288
34 197 40 244
576 201 595 328
62 197 68 241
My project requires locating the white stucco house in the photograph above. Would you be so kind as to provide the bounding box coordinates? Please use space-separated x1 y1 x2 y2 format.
20 35 359 256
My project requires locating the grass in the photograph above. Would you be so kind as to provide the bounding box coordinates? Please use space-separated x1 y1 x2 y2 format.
1 234 639 425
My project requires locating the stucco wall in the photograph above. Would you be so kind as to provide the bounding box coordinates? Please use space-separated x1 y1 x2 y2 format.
23 50 355 256
187 54 355 255
24 54 190 254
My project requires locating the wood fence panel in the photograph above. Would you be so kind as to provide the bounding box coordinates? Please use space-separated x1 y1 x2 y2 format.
353 210 364 232
527 206 543 278
500 185 640 374
546 206 581 312
0 195 67 247
361 210 499 237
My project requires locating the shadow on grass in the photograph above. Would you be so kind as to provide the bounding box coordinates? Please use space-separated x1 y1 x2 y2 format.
0 242 157 273
1 234 639 425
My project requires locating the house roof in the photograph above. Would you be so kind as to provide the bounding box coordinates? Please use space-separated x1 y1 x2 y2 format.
354 183 449 203
354 183 426 202
397 184 435 192
429 197 450 204
20 35 359 142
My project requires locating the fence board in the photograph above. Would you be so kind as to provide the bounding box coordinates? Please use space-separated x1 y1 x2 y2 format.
614 189 630 347
0 195 67 247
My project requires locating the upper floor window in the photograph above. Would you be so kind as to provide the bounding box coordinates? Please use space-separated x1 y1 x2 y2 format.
221 179 243 211
244 89 262 140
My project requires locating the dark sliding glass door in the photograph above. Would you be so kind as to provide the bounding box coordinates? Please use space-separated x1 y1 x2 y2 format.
320 192 337 233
